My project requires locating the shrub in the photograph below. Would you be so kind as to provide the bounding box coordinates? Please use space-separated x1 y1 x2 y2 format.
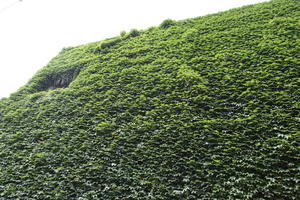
147 26 156 32
100 38 122 49
128 28 140 37
159 19 176 29
120 31 126 37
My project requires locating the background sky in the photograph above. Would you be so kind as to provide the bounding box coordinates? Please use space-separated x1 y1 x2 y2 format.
0 0 270 98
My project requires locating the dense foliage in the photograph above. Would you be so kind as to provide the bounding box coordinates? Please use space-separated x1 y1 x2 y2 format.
0 0 299 199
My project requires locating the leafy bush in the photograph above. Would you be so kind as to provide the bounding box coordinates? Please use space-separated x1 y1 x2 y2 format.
128 28 140 37
120 30 126 37
159 19 176 29
100 37 122 49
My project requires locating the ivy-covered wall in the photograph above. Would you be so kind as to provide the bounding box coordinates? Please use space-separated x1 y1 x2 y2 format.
0 0 299 199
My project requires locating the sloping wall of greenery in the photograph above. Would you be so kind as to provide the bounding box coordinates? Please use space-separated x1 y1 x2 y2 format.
0 0 299 199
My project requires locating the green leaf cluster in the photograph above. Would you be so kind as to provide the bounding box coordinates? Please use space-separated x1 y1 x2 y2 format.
0 0 299 199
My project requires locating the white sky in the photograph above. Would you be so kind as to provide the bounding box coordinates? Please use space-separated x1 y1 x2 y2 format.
0 0 270 98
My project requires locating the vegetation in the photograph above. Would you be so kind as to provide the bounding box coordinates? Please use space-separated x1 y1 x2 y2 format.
100 37 123 50
159 19 176 29
120 30 127 37
0 0 299 199
127 28 140 38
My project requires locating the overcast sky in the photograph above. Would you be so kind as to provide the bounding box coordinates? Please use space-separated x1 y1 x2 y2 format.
0 0 270 98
